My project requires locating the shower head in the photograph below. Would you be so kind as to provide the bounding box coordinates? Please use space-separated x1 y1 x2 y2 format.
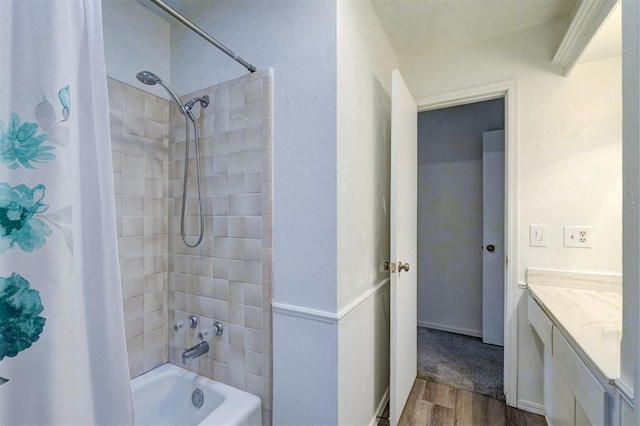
136 70 188 116
136 71 161 86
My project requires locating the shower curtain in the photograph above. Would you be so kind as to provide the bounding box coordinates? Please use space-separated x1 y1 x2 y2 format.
0 1 134 424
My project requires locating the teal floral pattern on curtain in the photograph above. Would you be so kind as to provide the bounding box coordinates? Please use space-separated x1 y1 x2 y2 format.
0 86 70 384
0 114 55 169
34 85 71 147
0 85 71 170
0 183 51 254
0 273 46 362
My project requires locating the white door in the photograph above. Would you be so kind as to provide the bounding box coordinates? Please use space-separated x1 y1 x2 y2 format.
482 130 505 346
389 69 418 425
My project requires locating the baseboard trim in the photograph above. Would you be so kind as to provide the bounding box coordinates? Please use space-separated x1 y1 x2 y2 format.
417 320 482 338
517 399 546 416
369 387 390 426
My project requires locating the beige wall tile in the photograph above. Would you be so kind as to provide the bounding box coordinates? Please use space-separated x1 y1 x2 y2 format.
112 78 273 398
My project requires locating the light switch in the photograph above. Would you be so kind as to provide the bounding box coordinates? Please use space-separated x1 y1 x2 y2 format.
530 225 548 247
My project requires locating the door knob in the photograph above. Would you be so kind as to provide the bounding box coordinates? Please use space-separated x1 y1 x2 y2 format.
487 244 495 252
398 261 410 272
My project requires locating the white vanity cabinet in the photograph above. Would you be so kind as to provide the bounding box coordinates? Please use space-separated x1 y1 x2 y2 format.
528 294 613 426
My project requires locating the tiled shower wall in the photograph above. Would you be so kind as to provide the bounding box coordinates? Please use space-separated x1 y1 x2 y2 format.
167 69 273 423
108 70 273 423
108 78 170 378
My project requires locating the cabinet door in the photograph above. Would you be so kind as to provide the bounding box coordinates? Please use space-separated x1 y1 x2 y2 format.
552 328 608 425
528 295 553 348
549 356 575 426
575 400 592 426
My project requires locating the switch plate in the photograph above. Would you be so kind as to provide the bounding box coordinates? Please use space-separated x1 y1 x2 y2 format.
530 225 549 247
563 226 592 248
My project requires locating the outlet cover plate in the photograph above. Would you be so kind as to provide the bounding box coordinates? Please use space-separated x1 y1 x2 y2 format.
563 226 592 248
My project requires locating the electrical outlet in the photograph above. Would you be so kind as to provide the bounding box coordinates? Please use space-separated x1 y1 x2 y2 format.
563 226 592 248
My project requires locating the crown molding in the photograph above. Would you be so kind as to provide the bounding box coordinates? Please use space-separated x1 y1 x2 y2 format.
553 0 618 75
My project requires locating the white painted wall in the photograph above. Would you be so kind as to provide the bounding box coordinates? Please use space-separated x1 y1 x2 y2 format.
336 0 397 310
336 1 397 423
417 100 504 336
272 313 339 425
402 19 622 407
338 285 390 425
404 20 622 281
101 0 170 99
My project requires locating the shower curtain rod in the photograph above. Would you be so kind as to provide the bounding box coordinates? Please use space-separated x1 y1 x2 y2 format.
149 0 257 73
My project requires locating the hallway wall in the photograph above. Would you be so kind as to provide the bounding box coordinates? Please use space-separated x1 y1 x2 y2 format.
417 99 504 336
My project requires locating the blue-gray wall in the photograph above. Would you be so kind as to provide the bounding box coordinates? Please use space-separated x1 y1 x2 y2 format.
417 99 504 335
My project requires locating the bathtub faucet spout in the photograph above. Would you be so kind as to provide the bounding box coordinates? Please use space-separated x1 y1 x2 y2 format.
182 341 209 364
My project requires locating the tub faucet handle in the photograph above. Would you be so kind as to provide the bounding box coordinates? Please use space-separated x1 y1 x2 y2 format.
212 321 223 336
174 315 198 332
198 321 224 341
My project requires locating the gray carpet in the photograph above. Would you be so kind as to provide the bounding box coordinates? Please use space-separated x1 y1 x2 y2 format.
417 326 505 401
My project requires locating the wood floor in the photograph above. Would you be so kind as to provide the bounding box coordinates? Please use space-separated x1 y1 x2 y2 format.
380 378 547 426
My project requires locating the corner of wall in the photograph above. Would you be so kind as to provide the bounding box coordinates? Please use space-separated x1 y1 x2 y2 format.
335 1 398 424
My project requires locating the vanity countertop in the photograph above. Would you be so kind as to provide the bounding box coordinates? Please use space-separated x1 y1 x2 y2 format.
526 268 622 385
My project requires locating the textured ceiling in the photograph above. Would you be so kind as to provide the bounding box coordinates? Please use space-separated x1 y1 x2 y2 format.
370 0 578 61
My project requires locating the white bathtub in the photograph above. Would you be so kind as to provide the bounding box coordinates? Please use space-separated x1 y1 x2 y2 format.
131 363 262 426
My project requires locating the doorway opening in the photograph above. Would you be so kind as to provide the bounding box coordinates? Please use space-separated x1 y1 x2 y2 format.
414 80 519 407
417 98 506 400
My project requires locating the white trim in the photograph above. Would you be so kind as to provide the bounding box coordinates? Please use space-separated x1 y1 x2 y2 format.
518 280 527 289
615 379 634 405
369 387 390 426
417 321 482 338
339 278 390 320
272 278 390 324
552 0 618 75
272 303 338 323
415 81 515 112
517 399 546 416
415 79 519 407
613 379 634 425
527 267 622 283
